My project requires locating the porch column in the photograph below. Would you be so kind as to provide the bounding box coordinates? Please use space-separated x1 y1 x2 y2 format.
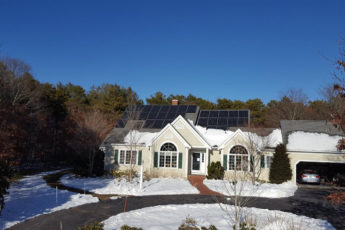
185 147 189 177
206 148 209 176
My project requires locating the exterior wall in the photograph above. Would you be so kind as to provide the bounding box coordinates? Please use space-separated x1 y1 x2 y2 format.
149 128 189 178
172 119 204 147
210 149 221 164
288 152 345 182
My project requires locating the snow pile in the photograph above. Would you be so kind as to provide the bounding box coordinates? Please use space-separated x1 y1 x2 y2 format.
204 179 297 198
102 204 334 230
0 171 98 230
123 130 158 145
60 174 199 195
287 131 342 152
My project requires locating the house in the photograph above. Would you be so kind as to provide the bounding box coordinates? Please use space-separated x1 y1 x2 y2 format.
101 103 345 183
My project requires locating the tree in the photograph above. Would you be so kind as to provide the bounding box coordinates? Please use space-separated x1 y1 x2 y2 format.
265 89 308 127
244 128 272 185
0 160 13 214
146 92 169 105
68 109 113 176
269 144 292 184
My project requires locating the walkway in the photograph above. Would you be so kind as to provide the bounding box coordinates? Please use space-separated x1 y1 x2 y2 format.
188 175 222 196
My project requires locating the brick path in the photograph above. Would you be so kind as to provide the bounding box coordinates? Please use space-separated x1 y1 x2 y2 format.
188 175 222 196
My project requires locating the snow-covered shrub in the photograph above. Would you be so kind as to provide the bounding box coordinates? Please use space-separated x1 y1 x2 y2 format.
178 216 219 230
207 161 224 179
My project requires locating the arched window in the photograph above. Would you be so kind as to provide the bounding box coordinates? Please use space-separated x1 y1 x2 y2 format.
229 145 249 171
159 143 178 168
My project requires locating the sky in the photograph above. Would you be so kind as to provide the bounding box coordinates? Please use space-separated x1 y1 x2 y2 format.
1 0 344 104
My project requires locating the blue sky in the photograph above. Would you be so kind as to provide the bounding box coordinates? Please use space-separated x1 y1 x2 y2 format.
1 0 344 103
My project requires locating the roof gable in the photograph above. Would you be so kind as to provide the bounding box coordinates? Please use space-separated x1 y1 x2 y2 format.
150 123 191 148
171 116 212 149
219 129 247 149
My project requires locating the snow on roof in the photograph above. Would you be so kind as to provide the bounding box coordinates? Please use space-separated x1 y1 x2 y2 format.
122 125 282 149
286 131 342 152
195 125 233 146
123 130 159 145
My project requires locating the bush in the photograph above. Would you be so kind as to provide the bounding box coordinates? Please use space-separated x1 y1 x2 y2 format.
120 225 143 230
269 144 292 184
77 222 104 230
178 216 218 230
233 222 256 230
110 169 137 180
207 162 224 179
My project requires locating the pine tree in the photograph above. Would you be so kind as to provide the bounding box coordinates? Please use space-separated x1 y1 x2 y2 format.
269 144 292 184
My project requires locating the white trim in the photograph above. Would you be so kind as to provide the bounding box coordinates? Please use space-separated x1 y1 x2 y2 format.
226 144 250 172
185 147 189 177
150 123 191 149
219 129 247 150
171 115 212 149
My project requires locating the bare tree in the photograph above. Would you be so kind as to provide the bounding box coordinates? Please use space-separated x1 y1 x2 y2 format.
244 128 272 185
123 95 143 182
70 109 112 176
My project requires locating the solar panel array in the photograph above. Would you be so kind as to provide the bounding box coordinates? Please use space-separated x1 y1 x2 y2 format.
196 110 250 129
115 105 198 129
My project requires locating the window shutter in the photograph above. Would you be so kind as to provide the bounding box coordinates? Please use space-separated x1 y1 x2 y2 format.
178 153 183 169
114 149 118 164
250 155 254 172
260 155 265 168
138 151 142 165
223 154 227 170
154 152 158 168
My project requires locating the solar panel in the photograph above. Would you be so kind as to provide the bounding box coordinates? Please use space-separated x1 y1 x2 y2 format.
186 105 197 113
196 110 250 129
117 105 201 130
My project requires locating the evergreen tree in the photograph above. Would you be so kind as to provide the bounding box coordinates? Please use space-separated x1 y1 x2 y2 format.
269 144 292 184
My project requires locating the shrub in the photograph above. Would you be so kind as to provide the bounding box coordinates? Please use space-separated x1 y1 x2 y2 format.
178 216 218 230
207 161 224 179
0 160 13 214
110 169 137 180
120 225 143 230
233 222 256 230
269 144 292 184
77 222 104 230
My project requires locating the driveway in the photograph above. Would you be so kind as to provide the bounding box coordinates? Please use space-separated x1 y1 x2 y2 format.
9 187 345 230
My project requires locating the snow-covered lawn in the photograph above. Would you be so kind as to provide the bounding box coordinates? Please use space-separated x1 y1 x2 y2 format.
102 204 334 230
60 174 199 195
0 171 98 230
204 179 297 198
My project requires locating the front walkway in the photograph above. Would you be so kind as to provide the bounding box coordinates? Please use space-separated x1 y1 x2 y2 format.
188 175 222 196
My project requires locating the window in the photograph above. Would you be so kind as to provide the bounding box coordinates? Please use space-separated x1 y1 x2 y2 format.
119 150 137 165
261 155 272 169
229 145 249 171
120 150 125 164
159 143 178 168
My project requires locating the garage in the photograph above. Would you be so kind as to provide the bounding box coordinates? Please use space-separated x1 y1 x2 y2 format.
296 161 345 185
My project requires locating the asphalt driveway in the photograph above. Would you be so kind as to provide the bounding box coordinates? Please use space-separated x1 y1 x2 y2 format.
8 187 345 230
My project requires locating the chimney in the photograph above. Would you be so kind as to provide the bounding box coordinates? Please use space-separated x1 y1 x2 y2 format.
172 99 179 106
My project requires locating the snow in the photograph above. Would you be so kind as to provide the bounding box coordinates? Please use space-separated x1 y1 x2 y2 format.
204 179 297 198
0 171 98 230
102 204 334 230
123 130 158 145
120 119 282 150
60 174 199 195
287 131 342 152
195 125 233 146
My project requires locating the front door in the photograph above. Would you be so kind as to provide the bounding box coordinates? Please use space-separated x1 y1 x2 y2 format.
191 152 205 174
